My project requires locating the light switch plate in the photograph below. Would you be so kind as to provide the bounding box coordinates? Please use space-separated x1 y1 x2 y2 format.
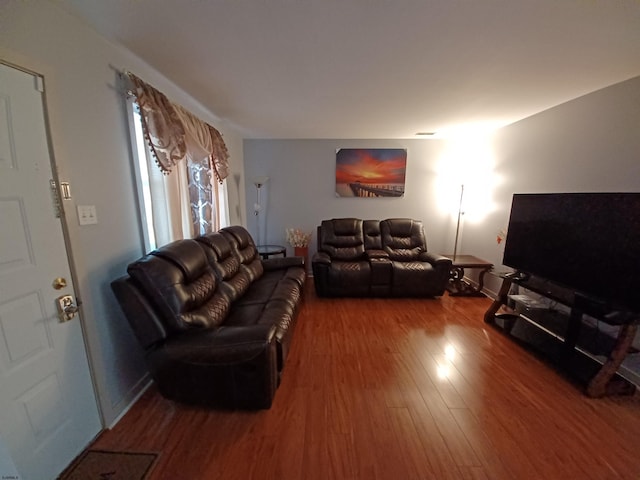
77 205 98 225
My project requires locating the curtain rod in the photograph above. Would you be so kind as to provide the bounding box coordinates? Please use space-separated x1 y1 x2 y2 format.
108 64 136 98
109 64 223 124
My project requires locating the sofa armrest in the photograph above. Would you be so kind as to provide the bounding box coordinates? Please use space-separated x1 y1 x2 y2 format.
366 250 392 295
111 275 168 349
311 251 331 265
420 252 453 267
262 256 304 271
163 324 277 361
148 323 278 409
311 251 332 296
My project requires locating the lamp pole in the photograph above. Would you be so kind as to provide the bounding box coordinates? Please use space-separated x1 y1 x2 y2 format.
255 185 261 245
253 176 269 246
452 184 464 260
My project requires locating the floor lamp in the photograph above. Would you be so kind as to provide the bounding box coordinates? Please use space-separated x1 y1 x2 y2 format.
452 184 464 260
253 176 269 246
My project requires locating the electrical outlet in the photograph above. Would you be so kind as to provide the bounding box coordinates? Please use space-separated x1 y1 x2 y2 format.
77 205 98 225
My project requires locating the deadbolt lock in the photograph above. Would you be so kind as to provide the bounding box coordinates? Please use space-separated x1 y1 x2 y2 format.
56 294 78 323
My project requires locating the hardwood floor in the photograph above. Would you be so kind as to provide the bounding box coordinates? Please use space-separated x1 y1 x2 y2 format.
92 282 640 479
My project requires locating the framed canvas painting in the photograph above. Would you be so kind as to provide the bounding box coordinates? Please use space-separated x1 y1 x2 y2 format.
335 148 407 198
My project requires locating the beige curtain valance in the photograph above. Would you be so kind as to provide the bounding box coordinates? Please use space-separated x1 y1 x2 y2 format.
127 72 230 182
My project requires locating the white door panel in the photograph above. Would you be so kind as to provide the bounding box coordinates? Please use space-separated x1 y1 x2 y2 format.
0 63 101 480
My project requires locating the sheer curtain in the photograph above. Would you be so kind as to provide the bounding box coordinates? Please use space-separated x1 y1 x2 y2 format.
126 72 230 246
146 152 192 246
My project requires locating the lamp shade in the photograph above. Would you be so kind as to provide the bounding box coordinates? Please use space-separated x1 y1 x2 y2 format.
253 176 269 188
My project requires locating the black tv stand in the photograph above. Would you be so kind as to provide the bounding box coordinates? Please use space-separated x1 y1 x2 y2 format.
504 270 529 281
485 274 639 398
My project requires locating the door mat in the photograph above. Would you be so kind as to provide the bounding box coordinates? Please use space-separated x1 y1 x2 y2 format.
58 449 157 480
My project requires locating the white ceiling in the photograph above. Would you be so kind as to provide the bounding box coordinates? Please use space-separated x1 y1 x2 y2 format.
54 0 640 139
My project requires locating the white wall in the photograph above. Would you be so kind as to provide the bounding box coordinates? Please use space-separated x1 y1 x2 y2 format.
463 75 640 294
0 1 246 426
244 76 640 292
243 139 463 265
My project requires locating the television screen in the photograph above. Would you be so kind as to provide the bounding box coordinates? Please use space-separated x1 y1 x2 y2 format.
502 193 640 312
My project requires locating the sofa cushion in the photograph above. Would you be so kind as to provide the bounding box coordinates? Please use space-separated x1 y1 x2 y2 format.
127 239 231 331
224 300 295 337
222 269 302 369
230 270 299 308
323 259 372 296
390 260 438 296
381 218 427 261
221 225 264 281
320 218 365 260
196 232 252 301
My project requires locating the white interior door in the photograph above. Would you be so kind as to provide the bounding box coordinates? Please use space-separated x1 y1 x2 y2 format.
0 63 101 479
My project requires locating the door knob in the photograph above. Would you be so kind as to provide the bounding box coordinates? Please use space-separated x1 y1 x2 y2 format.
56 294 78 323
52 277 67 290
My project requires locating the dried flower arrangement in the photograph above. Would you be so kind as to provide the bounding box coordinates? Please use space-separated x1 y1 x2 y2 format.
286 228 312 248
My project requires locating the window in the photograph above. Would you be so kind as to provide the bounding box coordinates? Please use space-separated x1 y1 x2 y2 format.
127 100 229 253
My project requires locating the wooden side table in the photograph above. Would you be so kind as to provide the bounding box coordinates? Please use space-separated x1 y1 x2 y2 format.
440 254 493 297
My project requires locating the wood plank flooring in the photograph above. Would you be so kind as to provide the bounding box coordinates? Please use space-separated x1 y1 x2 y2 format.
92 282 640 479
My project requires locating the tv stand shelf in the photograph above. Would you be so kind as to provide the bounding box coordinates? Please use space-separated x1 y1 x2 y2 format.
485 274 639 398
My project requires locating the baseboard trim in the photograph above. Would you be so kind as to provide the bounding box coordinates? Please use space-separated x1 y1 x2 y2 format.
108 375 153 429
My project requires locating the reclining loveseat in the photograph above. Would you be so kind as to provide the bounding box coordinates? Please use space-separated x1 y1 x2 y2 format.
312 218 451 297
111 225 306 410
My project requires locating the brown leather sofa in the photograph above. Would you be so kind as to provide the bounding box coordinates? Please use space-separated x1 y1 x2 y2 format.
111 226 306 410
312 218 451 297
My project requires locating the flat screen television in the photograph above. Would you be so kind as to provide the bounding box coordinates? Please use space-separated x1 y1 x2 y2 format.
502 192 640 313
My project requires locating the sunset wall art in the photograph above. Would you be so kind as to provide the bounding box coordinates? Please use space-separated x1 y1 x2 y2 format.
335 148 407 198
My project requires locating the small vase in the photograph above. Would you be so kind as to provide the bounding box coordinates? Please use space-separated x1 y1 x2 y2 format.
294 246 308 270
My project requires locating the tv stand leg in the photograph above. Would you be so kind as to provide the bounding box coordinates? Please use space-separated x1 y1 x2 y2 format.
586 322 638 398
562 307 583 365
484 277 512 324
